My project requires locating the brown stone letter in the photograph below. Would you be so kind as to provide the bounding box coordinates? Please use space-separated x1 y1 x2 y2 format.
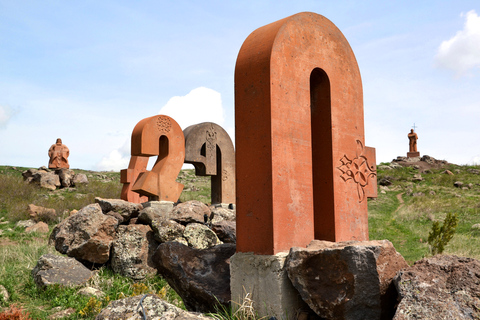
183 122 235 205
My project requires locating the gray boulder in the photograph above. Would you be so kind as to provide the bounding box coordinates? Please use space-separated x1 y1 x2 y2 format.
32 254 93 289
72 173 89 185
77 287 105 298
0 285 8 302
184 223 222 249
286 240 408 320
56 168 75 187
25 221 49 233
151 217 186 244
95 294 210 320
393 255 480 320
211 220 236 243
111 224 158 280
454 181 464 188
24 169 61 190
49 203 118 264
170 200 210 224
153 242 236 313
15 219 36 229
95 197 143 222
208 205 236 224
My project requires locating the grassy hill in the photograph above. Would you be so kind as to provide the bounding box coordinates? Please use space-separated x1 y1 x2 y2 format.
0 161 479 318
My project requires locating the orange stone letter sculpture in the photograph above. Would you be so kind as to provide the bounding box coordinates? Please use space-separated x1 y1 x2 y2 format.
183 122 235 204
48 138 70 169
235 12 377 255
121 115 184 203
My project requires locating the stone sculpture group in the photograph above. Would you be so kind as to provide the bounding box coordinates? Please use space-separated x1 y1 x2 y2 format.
120 116 235 205
36 11 468 320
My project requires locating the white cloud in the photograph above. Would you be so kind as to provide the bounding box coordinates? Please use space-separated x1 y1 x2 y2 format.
94 87 226 171
0 105 14 129
435 10 480 75
96 149 130 171
159 87 225 129
469 155 480 165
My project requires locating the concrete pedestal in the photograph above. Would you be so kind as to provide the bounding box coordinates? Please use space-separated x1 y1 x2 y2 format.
230 252 308 320
407 152 420 158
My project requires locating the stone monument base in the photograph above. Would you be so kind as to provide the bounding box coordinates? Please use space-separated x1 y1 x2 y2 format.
230 252 309 320
407 152 420 158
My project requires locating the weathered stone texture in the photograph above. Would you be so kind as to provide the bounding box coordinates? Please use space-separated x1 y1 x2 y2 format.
25 221 49 233
96 294 210 320
95 197 143 221
153 242 236 313
32 254 92 289
394 255 480 320
151 217 186 244
49 203 118 264
110 224 158 280
170 200 210 224
28 204 57 222
211 220 236 244
183 223 222 249
56 168 75 187
286 240 408 320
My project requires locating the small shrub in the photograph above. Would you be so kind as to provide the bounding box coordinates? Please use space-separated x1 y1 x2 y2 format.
428 212 459 255
0 304 32 320
79 297 102 318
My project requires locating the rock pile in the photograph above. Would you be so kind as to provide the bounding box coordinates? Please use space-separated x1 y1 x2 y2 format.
390 155 449 172
22 167 88 190
48 198 235 277
38 195 480 319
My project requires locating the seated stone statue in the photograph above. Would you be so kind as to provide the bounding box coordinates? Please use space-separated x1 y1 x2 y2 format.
48 138 70 169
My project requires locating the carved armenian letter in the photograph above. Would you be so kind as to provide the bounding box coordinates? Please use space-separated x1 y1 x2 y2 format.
120 115 184 202
235 12 377 254
183 122 235 204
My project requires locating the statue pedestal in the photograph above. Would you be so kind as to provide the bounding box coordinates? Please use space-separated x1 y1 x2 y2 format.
407 152 420 158
230 252 309 319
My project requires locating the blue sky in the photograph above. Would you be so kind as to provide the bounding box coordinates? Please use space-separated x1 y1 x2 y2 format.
1 1 479 171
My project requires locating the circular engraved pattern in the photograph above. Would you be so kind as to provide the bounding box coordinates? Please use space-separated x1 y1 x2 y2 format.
156 116 172 133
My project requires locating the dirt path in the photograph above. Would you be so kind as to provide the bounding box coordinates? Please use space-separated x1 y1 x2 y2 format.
394 193 405 214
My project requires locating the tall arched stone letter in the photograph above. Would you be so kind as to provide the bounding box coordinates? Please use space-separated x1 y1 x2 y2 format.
121 115 185 202
235 12 377 255
183 122 235 205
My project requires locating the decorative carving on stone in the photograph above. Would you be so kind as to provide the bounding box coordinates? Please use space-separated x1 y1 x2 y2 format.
205 125 217 151
48 138 70 169
157 116 172 134
337 140 377 202
121 115 184 203
183 122 235 204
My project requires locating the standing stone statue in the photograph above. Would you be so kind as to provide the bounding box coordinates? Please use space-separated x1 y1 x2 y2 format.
407 129 420 158
48 138 70 169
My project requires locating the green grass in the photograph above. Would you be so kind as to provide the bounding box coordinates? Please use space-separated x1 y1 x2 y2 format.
0 166 183 319
369 163 480 263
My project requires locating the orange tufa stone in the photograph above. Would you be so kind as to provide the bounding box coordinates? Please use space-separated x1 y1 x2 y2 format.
234 12 377 255
48 138 70 169
121 115 185 203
